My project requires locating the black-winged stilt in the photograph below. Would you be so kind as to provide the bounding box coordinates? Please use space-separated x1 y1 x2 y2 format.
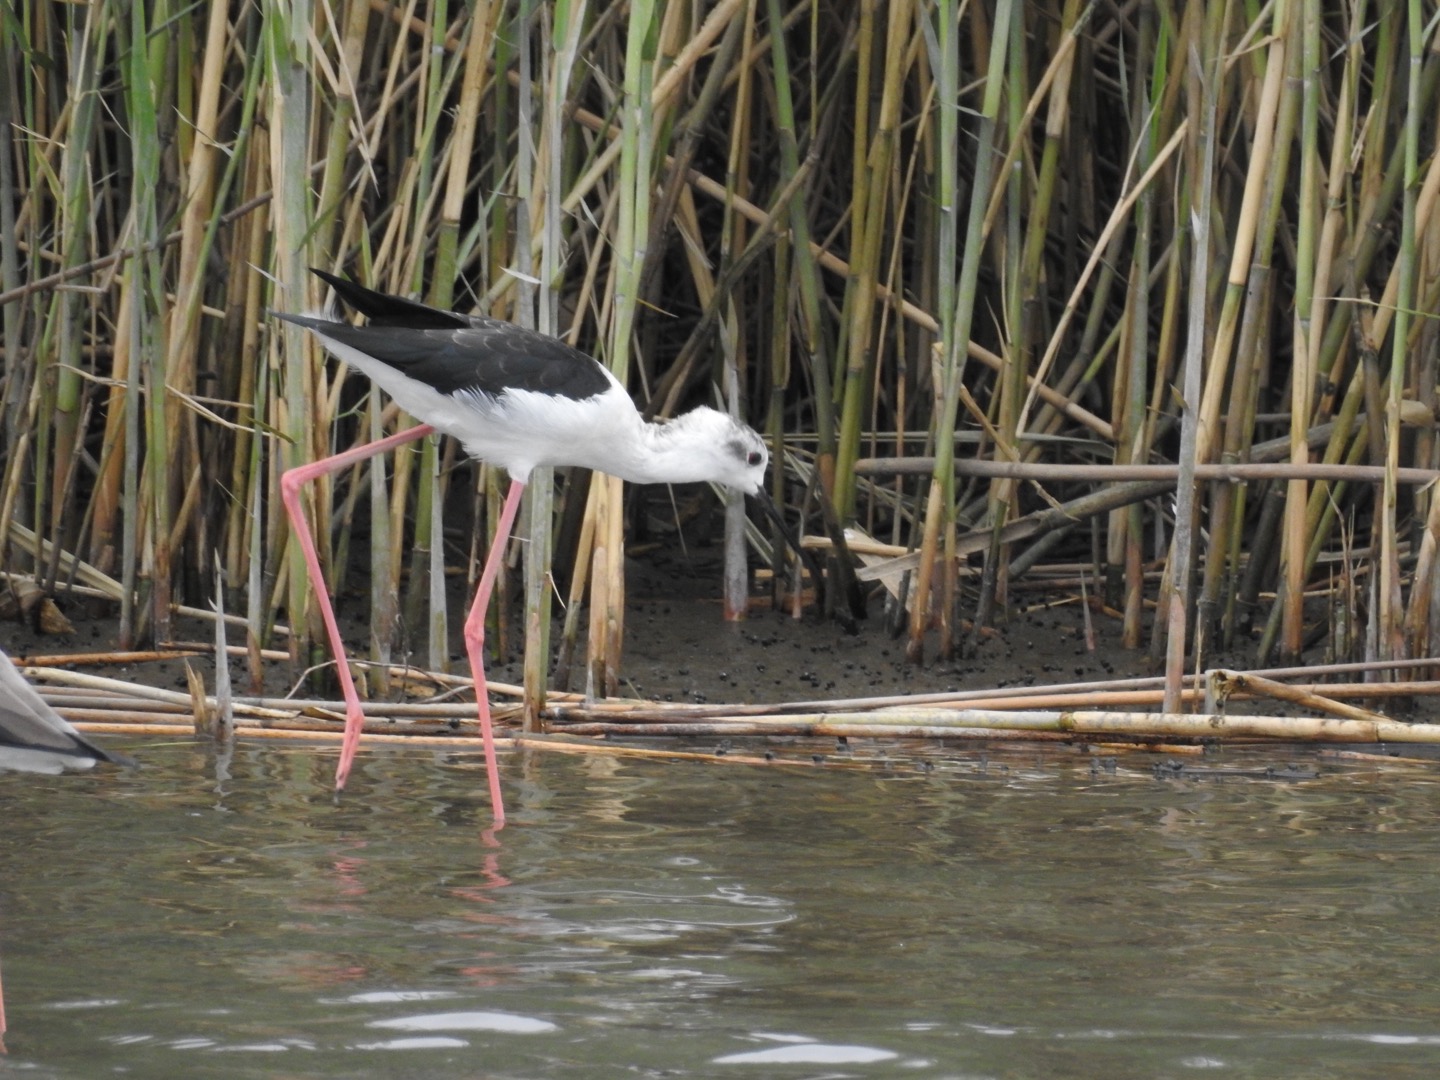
0 649 119 774
277 269 781 825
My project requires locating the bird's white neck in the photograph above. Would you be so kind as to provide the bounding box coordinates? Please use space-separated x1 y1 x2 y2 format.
605 414 721 486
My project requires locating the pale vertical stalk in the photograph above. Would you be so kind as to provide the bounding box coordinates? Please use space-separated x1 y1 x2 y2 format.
587 0 657 694
1407 201 1440 653
555 187 618 682
768 232 793 612
211 70 264 593
974 3 1028 643
267 0 316 665
1309 12 1415 398
835 0 910 520
486 14 515 314
120 0 163 649
421 0 453 674
1358 9 1398 230
525 3 561 722
97 288 132 615
1283 0 1320 657
1204 263 1270 648
388 435 419 649
913 0 957 662
908 0 1014 664
586 474 623 697
137 0 176 645
1199 0 1297 662
433 3 497 698
122 278 143 649
1163 16 1221 715
1255 365 1367 662
765 0 834 498
541 0 585 318
1118 1 1158 650
524 0 586 725
1192 2 1287 468
1259 0 1357 658
350 260 399 688
1307 1 1358 426
515 0 550 715
512 1 535 327
1381 1 1424 662
314 0 372 269
0 40 22 468
162 0 227 516
425 441 447 670
717 5 754 621
51 0 106 575
722 356 748 620
521 3 547 719
851 0 872 268
1407 478 1440 658
240 190 271 690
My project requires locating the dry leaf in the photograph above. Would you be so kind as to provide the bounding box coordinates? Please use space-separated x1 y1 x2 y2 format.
37 598 75 635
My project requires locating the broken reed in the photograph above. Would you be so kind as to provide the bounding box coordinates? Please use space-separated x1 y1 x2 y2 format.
26 658 1440 757
2 2 1438 700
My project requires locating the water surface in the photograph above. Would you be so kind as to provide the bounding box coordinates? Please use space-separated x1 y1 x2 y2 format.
1 738 1438 1077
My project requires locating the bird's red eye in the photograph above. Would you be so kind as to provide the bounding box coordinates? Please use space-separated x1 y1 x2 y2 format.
747 452 763 466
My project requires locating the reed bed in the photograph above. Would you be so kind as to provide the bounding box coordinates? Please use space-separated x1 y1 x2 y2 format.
22 657 1440 772
4 1 1440 719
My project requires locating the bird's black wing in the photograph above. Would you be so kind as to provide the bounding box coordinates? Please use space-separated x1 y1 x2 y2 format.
299 269 614 401
309 322 614 401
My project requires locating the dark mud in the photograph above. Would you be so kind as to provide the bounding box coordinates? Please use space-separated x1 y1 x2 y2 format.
617 545 1145 706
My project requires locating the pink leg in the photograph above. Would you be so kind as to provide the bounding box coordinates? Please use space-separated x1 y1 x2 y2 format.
281 424 434 791
464 479 526 831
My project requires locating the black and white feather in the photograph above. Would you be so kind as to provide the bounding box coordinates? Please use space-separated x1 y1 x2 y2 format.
275 269 769 494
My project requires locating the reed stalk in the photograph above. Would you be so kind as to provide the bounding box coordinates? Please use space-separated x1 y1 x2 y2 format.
907 0 1015 664
1161 2 1222 713
583 0 659 695
268 0 317 669
1199 1 1300 663
1283 0 1321 658
0 45 18 468
1380 0 1425 666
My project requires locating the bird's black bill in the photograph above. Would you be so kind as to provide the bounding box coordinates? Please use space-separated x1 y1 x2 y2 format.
749 490 861 634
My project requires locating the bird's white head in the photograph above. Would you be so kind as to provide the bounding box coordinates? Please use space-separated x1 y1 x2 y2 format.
640 406 770 495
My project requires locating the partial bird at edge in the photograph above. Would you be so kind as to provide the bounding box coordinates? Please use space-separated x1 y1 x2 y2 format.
0 648 125 775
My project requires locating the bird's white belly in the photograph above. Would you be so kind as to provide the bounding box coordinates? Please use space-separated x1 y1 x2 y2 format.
451 384 640 480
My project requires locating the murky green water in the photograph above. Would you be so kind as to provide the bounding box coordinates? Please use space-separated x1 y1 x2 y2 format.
1 738 1438 1077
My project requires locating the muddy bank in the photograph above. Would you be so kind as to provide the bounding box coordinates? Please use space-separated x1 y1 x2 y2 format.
4 539 1152 714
